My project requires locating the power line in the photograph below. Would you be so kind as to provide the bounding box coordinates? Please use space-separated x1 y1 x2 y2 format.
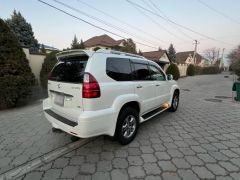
196 0 240 25
129 0 183 41
38 0 158 49
148 0 194 40
126 0 235 46
76 0 168 44
140 0 186 41
53 0 160 47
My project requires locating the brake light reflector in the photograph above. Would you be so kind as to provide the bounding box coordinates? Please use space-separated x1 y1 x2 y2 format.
82 73 101 98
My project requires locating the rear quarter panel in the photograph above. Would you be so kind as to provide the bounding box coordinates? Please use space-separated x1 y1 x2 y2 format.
83 53 136 111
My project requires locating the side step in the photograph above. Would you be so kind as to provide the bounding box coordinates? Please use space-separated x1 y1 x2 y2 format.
142 106 168 121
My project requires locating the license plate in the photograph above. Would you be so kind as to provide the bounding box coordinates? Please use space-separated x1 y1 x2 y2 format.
54 94 64 106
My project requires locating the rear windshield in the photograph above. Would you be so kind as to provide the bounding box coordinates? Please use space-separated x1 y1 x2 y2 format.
49 55 88 83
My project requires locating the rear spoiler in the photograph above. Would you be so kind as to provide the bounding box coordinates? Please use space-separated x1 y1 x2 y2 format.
56 50 94 60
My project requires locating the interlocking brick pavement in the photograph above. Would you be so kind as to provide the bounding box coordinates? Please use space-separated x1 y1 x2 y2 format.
2 73 240 180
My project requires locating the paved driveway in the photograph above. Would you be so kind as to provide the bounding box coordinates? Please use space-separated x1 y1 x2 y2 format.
2 73 240 180
0 101 72 175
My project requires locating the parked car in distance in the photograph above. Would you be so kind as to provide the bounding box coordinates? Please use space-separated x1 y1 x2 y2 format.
43 49 180 144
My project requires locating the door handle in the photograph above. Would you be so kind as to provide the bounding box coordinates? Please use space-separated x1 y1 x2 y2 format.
156 84 160 86
137 85 142 88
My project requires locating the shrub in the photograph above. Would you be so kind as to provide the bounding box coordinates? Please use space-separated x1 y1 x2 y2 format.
187 64 195 76
201 66 220 74
0 19 35 109
166 63 180 80
194 65 202 75
40 51 58 88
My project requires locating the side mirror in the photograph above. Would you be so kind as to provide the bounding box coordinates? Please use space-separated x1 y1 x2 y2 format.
167 74 173 80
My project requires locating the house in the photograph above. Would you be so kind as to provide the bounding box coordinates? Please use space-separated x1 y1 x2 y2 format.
41 44 59 54
84 34 125 50
176 51 208 67
142 50 171 71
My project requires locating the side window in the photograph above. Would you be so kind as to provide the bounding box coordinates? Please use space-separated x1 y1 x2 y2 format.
132 63 151 81
106 58 132 81
149 65 166 81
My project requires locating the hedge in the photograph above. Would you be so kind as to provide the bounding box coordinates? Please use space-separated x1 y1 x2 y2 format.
166 64 180 80
193 65 221 75
40 51 58 88
187 64 195 76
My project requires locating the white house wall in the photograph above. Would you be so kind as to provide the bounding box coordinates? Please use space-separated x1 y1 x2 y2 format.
23 48 46 84
159 53 170 63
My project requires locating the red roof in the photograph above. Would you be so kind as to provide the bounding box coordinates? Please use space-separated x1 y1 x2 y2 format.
84 34 124 48
142 50 168 61
176 51 203 64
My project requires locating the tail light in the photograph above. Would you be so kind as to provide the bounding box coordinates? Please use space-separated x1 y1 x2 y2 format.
82 73 101 98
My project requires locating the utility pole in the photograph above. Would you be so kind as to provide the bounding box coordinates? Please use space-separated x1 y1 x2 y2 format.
193 40 199 64
220 48 225 69
216 48 220 64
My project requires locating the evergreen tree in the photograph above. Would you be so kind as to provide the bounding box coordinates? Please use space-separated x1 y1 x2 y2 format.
6 10 39 53
71 35 78 49
71 35 84 49
138 49 143 56
79 39 85 49
168 43 176 63
0 18 35 109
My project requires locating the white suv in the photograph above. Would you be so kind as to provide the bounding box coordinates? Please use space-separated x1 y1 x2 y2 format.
43 49 180 144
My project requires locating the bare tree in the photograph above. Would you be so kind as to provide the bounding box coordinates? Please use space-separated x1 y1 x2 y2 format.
204 48 218 65
228 45 240 78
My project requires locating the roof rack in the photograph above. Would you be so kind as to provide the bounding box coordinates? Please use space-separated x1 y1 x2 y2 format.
96 49 145 59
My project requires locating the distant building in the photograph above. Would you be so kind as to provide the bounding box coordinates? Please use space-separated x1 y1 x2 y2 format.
84 34 125 50
142 50 170 71
176 51 208 67
41 44 59 54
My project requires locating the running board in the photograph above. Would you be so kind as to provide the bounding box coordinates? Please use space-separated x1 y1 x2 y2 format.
141 106 168 122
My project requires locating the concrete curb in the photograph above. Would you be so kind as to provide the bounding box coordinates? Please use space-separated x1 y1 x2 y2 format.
0 137 96 180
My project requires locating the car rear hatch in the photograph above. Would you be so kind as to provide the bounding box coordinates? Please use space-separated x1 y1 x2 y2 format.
47 50 93 122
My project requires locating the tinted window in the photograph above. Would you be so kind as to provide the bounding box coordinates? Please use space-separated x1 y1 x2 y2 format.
149 65 166 81
106 58 132 81
132 63 151 80
49 56 88 83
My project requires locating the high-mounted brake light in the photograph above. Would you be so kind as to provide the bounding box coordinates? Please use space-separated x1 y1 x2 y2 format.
82 73 101 98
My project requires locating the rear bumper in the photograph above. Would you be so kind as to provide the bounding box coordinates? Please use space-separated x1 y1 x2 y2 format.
43 98 117 138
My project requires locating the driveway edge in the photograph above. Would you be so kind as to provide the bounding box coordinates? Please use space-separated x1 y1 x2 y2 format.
0 137 96 180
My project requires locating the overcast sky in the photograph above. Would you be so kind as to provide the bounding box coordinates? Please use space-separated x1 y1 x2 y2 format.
1 0 240 60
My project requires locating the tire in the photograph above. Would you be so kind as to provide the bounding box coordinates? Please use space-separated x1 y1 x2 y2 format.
169 91 179 112
115 107 139 145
